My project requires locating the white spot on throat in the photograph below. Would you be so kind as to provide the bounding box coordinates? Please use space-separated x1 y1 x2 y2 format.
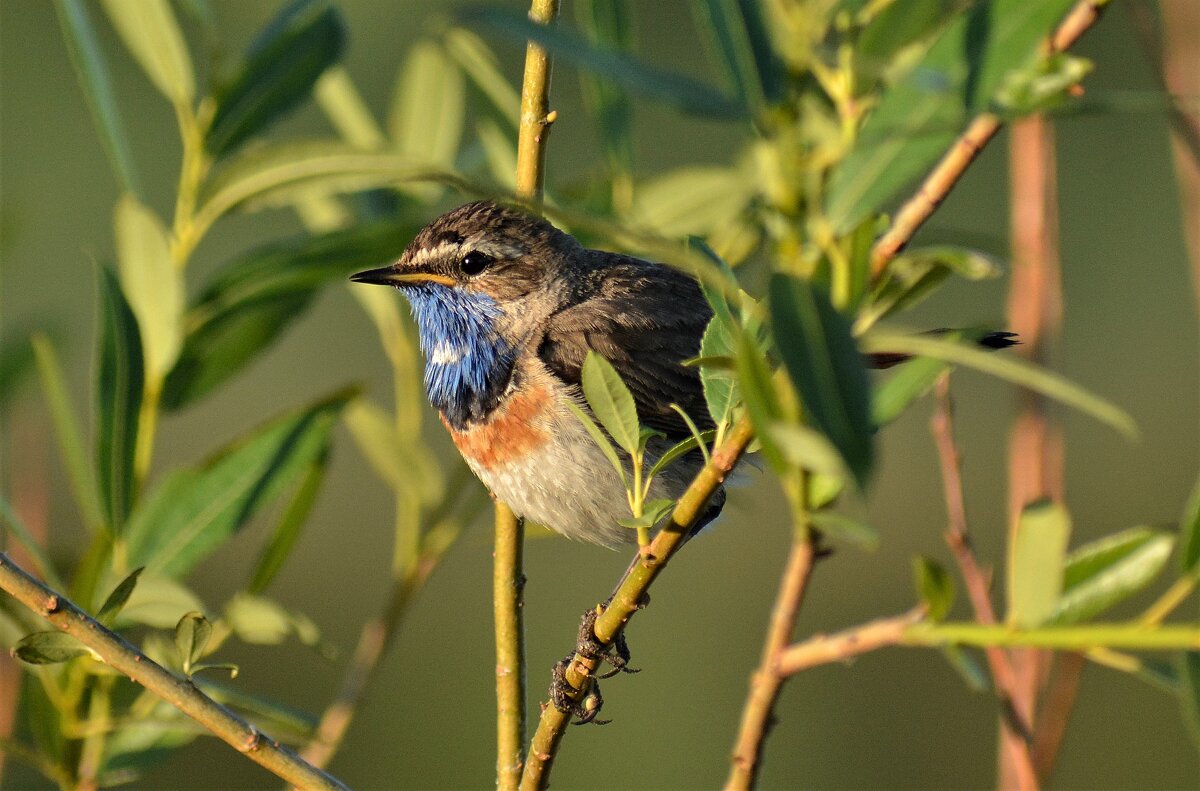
431 343 466 365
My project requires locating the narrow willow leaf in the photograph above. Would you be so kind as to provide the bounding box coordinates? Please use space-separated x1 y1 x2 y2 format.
174 611 212 674
249 453 327 594
691 0 766 108
1181 652 1200 751
51 0 141 196
633 167 755 239
99 0 194 107
206 0 346 156
734 328 787 472
125 391 351 577
476 118 518 190
1049 527 1173 625
96 566 144 626
163 222 414 409
1008 500 1071 629
14 632 89 666
443 27 520 127
913 555 955 620
995 53 1093 115
826 0 1078 231
769 274 873 487
1181 477 1200 577
224 594 293 645
647 429 717 480
699 317 738 427
872 356 950 426
578 0 634 184
863 246 1001 326
390 40 465 180
862 331 1137 438
114 194 182 384
855 0 958 92
31 334 105 530
463 7 747 120
581 351 640 455
343 398 442 502
195 678 318 741
313 66 387 150
767 423 847 479
808 472 845 510
566 401 627 486
811 512 879 551
95 266 144 531
115 573 205 629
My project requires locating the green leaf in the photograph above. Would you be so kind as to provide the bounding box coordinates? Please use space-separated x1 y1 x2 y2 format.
225 593 316 646
811 512 879 551
95 266 144 530
699 315 740 428
1181 652 1200 752
872 356 950 426
389 40 465 182
99 0 194 107
767 423 848 479
769 274 874 488
566 401 627 486
855 0 959 91
174 611 212 674
826 0 1078 231
96 566 144 626
194 678 317 742
115 572 206 629
808 472 845 510
125 391 351 577
581 351 640 455
913 555 955 621
114 194 183 385
443 28 520 127
578 0 634 184
206 0 346 156
51 0 141 196
163 222 414 409
691 0 777 109
463 7 747 120
995 53 1093 115
13 632 90 666
1180 477 1200 577
647 429 717 480
248 453 328 594
342 398 441 503
862 330 1138 439
1008 500 1071 629
862 246 1000 326
633 166 755 239
1048 528 1174 625
734 325 787 473
32 335 105 532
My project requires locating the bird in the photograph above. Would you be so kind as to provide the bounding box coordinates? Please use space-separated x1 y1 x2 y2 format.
351 199 719 549
350 200 1018 549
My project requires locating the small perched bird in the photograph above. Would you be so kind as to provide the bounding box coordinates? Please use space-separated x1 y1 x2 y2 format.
351 200 1017 548
351 200 717 548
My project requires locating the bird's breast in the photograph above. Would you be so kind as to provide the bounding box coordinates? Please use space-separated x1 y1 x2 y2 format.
442 379 554 470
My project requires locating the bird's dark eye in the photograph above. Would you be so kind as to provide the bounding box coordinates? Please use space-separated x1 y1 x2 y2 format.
460 251 493 276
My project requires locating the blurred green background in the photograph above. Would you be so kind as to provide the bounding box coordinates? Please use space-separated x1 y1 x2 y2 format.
1 1 1197 788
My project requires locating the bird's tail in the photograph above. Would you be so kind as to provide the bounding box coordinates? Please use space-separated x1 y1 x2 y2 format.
867 330 1019 370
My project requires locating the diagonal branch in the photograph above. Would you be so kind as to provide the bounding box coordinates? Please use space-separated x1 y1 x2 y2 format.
0 553 349 791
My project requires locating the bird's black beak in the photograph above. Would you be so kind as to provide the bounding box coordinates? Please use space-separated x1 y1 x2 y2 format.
350 265 456 287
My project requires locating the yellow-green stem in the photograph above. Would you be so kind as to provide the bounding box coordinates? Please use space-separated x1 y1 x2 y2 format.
1140 575 1197 626
903 622 1200 650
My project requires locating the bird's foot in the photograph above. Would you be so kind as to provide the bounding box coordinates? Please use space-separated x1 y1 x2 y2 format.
550 656 609 725
576 604 639 680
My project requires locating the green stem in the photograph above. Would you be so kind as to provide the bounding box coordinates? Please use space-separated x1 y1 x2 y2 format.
494 502 526 791
904 621 1200 651
1140 575 1197 626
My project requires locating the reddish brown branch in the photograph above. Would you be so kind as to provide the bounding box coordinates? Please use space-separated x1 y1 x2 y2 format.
776 608 925 676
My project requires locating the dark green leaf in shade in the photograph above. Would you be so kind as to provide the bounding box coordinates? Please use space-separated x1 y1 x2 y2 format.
1180 477 1200 577
648 430 717 481
163 222 414 409
0 333 37 406
854 0 960 92
810 511 879 551
1008 499 1071 629
95 266 144 531
51 0 142 196
872 356 950 426
1180 652 1200 752
734 326 787 473
768 274 873 487
248 452 328 594
913 555 955 621
13 632 90 665
463 7 747 120
1048 527 1173 625
96 566 144 626
826 0 1078 231
578 0 634 187
691 0 784 108
174 611 212 675
206 0 347 156
581 351 640 455
124 390 351 577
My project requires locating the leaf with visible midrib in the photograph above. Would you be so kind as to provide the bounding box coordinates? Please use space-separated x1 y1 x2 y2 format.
580 352 640 456
96 266 144 531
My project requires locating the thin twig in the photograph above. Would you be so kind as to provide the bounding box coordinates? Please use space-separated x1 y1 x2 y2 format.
869 0 1109 277
726 527 817 790
0 553 349 791
776 608 925 676
501 2 560 787
520 416 755 791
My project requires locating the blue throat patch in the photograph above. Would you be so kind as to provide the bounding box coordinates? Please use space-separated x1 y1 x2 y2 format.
400 284 515 429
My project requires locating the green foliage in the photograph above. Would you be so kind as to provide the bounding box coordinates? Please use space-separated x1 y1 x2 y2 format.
95 265 144 530
1050 527 1174 625
912 556 955 621
1008 500 1071 629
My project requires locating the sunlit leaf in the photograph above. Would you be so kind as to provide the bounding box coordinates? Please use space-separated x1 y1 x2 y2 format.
769 274 873 487
224 594 293 645
96 566 144 627
389 39 465 191
647 429 717 480
95 266 144 531
995 53 1093 115
248 452 328 594
566 401 627 485
581 351 640 455
872 356 949 426
767 423 848 479
862 330 1137 438
913 555 955 620
125 390 351 577
811 511 879 551
99 0 194 107
443 27 520 127
862 246 1000 326
633 166 755 239
14 632 90 666
115 194 182 384
1049 527 1173 625
174 611 211 674
115 572 206 629
1008 500 1071 628
206 0 346 156
51 0 141 195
